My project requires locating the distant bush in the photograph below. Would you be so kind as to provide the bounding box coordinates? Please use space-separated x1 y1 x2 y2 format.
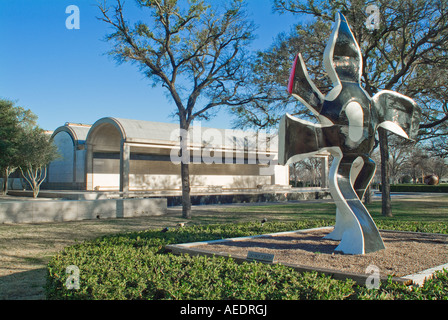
45 220 448 300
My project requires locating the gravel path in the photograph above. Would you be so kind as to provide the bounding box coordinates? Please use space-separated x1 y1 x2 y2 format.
196 228 448 278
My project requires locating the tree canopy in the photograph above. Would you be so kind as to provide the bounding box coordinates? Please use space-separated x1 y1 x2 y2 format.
18 126 59 198
235 0 448 133
0 98 59 197
0 99 37 194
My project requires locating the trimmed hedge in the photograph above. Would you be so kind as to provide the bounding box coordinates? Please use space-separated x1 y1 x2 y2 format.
379 184 448 193
45 220 448 300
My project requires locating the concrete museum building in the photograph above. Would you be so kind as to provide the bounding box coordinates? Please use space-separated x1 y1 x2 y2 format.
46 117 290 194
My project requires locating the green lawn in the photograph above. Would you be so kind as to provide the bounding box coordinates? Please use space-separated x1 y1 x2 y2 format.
367 197 448 222
221 195 448 224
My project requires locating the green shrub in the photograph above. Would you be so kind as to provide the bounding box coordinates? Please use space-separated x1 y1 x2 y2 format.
379 184 448 193
356 270 448 300
376 220 448 235
45 220 448 300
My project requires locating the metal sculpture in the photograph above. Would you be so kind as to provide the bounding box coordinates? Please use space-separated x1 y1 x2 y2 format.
279 13 421 255
424 175 439 186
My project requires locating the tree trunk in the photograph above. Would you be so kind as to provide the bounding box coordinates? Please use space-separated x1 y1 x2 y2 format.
364 186 372 204
2 167 15 196
179 119 192 219
379 128 393 217
293 164 298 187
33 184 40 198
2 168 8 195
181 162 192 219
20 166 45 200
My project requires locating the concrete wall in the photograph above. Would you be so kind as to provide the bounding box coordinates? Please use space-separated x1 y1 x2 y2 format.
0 198 167 224
47 130 88 189
0 178 25 190
48 131 75 183
75 149 87 183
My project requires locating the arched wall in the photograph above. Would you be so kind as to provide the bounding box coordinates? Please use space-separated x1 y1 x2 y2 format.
46 124 90 190
86 121 124 152
86 119 124 191
48 131 75 184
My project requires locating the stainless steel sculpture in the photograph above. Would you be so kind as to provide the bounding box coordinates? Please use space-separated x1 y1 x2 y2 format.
279 13 421 255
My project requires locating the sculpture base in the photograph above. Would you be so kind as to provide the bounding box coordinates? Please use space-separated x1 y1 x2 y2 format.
166 227 448 286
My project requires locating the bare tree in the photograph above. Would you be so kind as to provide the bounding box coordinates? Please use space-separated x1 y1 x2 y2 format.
428 157 448 181
98 0 258 218
388 135 415 184
290 158 322 187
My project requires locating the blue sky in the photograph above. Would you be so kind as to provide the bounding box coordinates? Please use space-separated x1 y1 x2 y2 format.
0 0 300 131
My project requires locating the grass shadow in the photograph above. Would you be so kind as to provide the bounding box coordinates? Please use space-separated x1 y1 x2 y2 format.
0 268 46 300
